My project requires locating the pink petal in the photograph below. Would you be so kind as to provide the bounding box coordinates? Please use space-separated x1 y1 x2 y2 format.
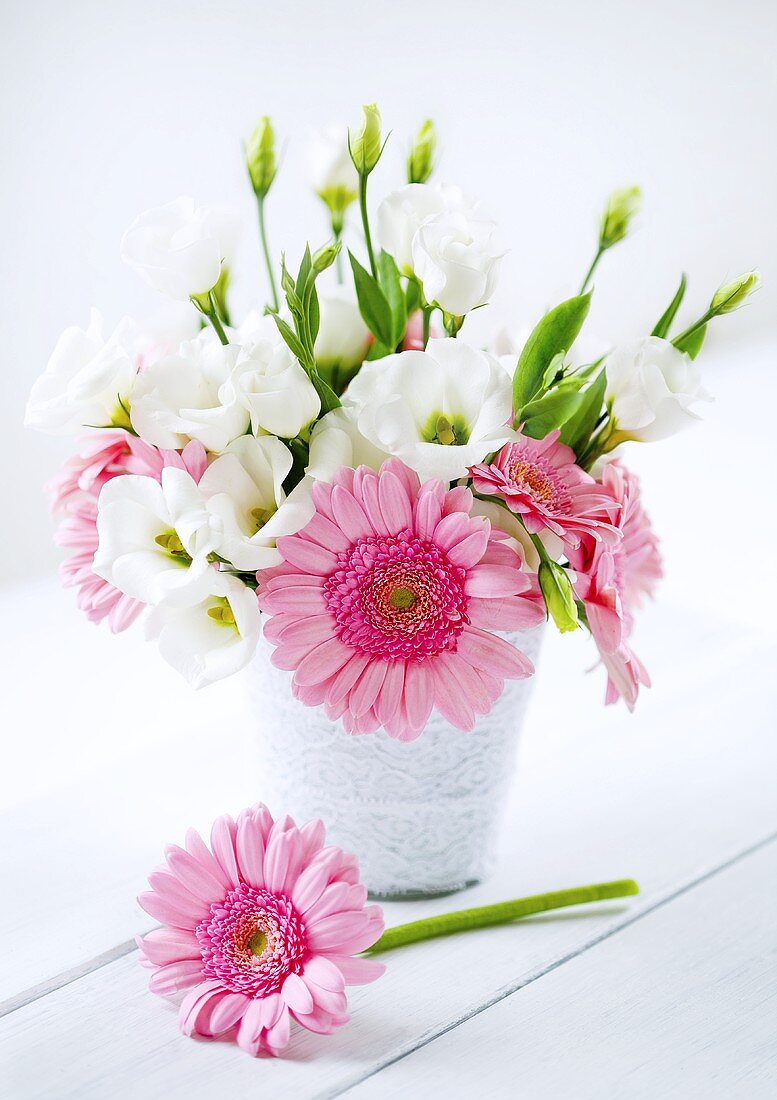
165 845 226 905
348 659 388 718
323 954 386 985
307 911 371 952
179 980 226 1037
331 484 374 540
445 526 490 569
210 815 240 887
326 652 371 706
136 927 200 966
457 627 534 679
302 955 346 993
282 972 314 1014
464 563 526 597
236 810 265 889
149 959 204 995
209 992 251 1035
378 469 413 532
184 827 231 891
403 660 435 733
276 536 337 575
294 638 353 687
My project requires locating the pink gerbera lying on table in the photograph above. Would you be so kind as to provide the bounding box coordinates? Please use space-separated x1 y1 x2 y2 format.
137 804 385 1057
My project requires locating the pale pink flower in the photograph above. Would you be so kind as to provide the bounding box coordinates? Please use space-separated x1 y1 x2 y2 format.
49 430 208 631
570 462 662 709
401 310 439 351
137 804 385 1057
469 430 619 549
259 458 544 740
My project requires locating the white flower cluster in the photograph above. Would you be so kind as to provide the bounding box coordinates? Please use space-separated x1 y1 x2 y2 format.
26 107 732 692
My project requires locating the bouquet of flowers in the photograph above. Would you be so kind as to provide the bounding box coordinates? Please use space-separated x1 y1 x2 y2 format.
26 104 758 740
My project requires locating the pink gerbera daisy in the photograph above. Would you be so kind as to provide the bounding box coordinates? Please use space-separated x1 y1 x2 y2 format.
570 462 662 709
258 458 544 741
137 804 385 1057
469 430 620 548
49 430 208 631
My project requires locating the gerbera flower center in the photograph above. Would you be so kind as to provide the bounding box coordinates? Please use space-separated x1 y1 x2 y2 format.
507 453 570 512
323 531 469 661
196 882 307 998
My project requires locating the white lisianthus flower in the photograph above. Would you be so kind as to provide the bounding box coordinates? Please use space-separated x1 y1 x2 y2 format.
225 336 321 439
197 435 314 570
376 183 469 274
412 210 503 316
306 407 389 482
145 571 261 689
307 127 359 210
25 310 137 435
93 468 223 607
314 287 371 372
120 197 236 301
377 183 503 315
604 336 712 442
344 337 516 482
130 334 249 452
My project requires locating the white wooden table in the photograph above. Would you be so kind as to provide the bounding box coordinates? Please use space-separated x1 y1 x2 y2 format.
2 341 776 1098
1 574 775 1098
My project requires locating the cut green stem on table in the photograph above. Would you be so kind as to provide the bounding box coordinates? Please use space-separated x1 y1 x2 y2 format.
366 879 639 954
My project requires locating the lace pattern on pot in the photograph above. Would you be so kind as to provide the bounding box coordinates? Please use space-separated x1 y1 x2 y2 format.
244 626 544 898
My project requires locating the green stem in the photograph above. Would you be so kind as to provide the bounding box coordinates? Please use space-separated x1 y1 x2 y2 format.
579 245 604 295
422 306 431 348
367 879 639 955
257 194 280 312
671 308 714 350
358 173 377 278
207 292 228 345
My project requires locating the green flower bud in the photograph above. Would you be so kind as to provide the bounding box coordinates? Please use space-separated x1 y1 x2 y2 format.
312 240 342 275
599 185 641 250
407 119 437 185
710 270 761 314
538 560 579 634
246 116 277 197
349 103 383 176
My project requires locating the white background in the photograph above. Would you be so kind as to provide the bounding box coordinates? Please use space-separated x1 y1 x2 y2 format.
2 0 775 588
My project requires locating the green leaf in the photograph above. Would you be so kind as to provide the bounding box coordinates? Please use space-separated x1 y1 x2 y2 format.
308 282 320 346
405 277 421 316
270 313 309 368
310 372 341 414
560 368 608 454
520 390 585 439
366 339 393 361
296 244 313 300
674 323 706 359
513 293 592 411
349 251 394 347
652 274 687 338
378 249 408 346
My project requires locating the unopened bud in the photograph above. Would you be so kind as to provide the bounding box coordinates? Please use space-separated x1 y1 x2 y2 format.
599 185 641 250
407 119 437 184
349 103 383 175
246 116 277 197
312 240 342 275
710 270 761 314
538 560 579 634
